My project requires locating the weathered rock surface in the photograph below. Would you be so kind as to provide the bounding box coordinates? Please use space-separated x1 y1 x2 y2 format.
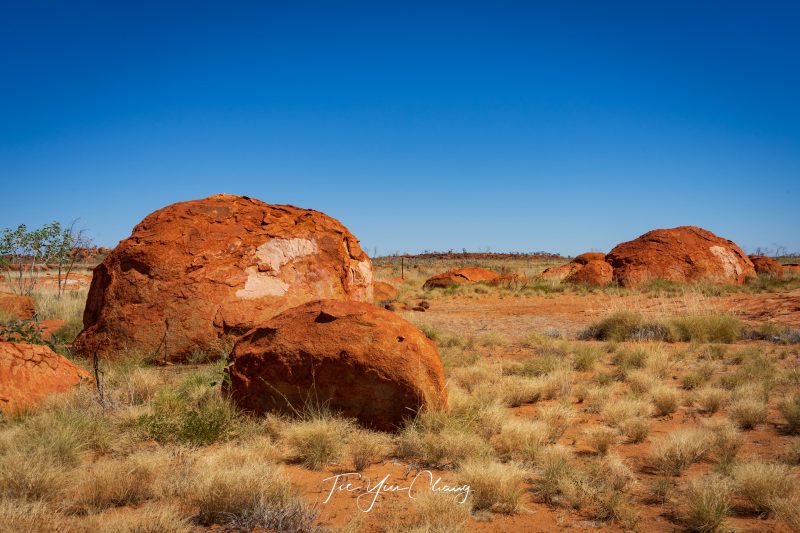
0 341 92 414
540 262 582 282
606 226 755 287
423 267 500 290
0 292 36 320
749 256 784 279
225 300 448 431
373 281 399 302
490 273 528 285
540 252 608 285
74 194 373 360
565 259 613 286
573 252 606 265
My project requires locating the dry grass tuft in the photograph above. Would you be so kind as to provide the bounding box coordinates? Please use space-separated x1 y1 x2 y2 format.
650 429 710 476
493 419 548 463
82 503 192 533
779 394 800 434
700 418 742 469
499 375 542 407
0 450 67 500
695 387 730 414
538 403 577 443
651 385 681 416
390 490 471 533
72 451 167 511
455 460 526 514
346 429 391 471
732 460 795 513
283 415 353 469
532 445 574 504
186 446 298 527
620 417 651 443
0 498 75 532
601 397 652 427
583 425 618 455
537 370 574 400
729 396 768 430
626 369 659 394
682 474 731 532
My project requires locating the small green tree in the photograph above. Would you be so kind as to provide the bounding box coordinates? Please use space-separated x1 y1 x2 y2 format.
0 221 92 298
48 220 93 300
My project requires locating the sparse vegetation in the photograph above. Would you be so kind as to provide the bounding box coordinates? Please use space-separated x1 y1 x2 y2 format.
2 252 799 531
650 429 710 476
732 460 794 514
456 460 526 513
682 474 731 532
582 311 746 343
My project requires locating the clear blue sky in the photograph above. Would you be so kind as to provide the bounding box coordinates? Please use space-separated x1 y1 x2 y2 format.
2 1 798 256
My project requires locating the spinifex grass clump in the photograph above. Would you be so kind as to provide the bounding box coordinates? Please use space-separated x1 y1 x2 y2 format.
581 311 745 343
580 311 672 342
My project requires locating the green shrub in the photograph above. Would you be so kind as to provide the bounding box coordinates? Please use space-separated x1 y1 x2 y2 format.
581 311 671 342
0 319 46 344
779 394 800 434
137 386 238 445
669 315 743 343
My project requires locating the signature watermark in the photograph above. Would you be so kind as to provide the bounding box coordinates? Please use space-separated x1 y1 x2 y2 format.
322 471 471 512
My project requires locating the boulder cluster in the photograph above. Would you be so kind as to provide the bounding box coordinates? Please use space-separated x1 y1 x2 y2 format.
541 226 761 288
67 194 446 429
73 194 374 361
1 195 787 426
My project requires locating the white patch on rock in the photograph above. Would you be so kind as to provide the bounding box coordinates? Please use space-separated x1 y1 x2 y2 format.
709 245 743 278
255 238 318 273
235 238 318 299
236 266 290 299
354 259 373 287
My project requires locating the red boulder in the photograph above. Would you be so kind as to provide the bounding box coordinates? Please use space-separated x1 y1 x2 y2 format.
74 194 373 360
423 267 500 290
225 300 448 431
749 256 784 279
606 226 755 287
0 341 92 414
565 259 613 287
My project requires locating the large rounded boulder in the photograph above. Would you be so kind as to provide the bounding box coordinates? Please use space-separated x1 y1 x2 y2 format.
373 281 399 302
749 256 784 279
224 299 448 431
565 259 613 287
606 226 755 287
0 341 92 414
423 266 500 290
540 252 609 286
74 194 373 360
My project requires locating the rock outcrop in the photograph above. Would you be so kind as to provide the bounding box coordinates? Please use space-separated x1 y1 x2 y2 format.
564 259 613 287
541 252 610 286
73 194 373 360
0 292 36 320
784 264 800 275
606 226 755 287
423 267 500 290
749 256 784 279
0 341 92 414
373 281 399 302
225 300 448 431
